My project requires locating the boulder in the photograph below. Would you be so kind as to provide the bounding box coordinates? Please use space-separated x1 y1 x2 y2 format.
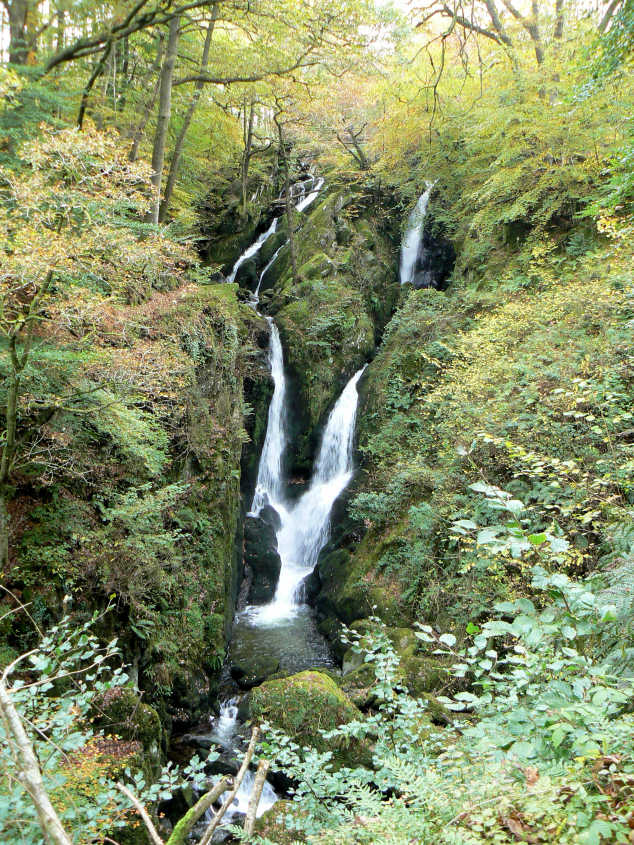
244 514 281 604
339 622 454 710
296 568 320 604
247 670 371 768
235 257 259 289
230 654 281 691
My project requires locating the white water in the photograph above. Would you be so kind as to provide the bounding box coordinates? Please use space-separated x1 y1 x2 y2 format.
215 768 278 824
249 365 366 624
399 181 434 285
227 171 322 287
227 217 278 284
211 697 239 749
208 697 278 822
250 320 287 515
251 241 288 306
295 176 325 212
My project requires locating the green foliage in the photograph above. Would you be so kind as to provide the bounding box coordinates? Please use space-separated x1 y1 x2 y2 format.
259 494 634 844
0 611 210 844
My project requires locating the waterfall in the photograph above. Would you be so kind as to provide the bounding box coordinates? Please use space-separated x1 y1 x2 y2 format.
252 366 366 624
250 319 287 516
295 177 325 212
399 181 434 286
227 217 278 284
251 241 288 306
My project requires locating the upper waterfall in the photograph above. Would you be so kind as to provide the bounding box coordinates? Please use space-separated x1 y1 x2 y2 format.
399 181 434 285
227 217 278 284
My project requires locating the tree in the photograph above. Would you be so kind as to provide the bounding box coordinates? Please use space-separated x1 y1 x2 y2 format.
3 0 32 64
128 30 166 161
159 6 217 221
415 0 566 65
274 102 299 284
147 13 180 225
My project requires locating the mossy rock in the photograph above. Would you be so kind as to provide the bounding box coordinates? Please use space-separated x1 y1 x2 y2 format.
95 687 163 780
254 800 306 843
248 670 370 767
340 624 453 707
316 540 409 630
97 687 162 747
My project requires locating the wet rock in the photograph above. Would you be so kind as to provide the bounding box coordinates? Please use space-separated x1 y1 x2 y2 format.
206 747 241 777
411 222 455 291
244 514 281 604
180 733 215 750
230 655 281 690
297 568 320 604
235 257 259 289
259 503 282 532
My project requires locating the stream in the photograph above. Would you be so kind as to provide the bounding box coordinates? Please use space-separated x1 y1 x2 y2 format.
187 177 431 833
195 174 367 830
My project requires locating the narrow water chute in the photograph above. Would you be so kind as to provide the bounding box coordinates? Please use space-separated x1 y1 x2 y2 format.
399 181 434 286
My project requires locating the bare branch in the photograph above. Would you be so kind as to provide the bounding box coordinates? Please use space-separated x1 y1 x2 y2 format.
116 782 164 845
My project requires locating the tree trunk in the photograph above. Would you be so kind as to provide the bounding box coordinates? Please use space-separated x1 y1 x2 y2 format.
8 0 30 64
147 15 180 225
128 31 165 162
77 39 114 129
159 8 217 222
276 122 298 284
554 0 565 39
241 96 255 217
0 679 73 845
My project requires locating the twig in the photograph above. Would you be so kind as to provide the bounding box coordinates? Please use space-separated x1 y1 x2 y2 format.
244 758 270 838
116 782 164 845
198 727 260 845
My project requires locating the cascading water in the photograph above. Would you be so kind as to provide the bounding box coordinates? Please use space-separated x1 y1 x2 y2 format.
295 176 325 213
252 365 366 623
399 181 434 285
227 217 278 284
250 319 286 515
200 173 347 828
251 241 287 305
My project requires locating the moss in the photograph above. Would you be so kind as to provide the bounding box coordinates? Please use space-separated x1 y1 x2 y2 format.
248 670 370 767
254 800 306 843
266 188 399 471
96 687 162 750
341 624 453 705
5 277 263 728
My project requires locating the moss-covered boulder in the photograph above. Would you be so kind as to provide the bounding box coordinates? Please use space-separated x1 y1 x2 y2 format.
254 800 305 843
341 624 452 700
95 687 163 779
247 670 370 767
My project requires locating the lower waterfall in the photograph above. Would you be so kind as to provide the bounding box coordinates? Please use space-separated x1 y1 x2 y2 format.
250 365 365 623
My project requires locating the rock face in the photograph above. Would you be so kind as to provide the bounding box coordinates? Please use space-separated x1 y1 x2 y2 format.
266 190 400 474
411 220 455 291
244 513 282 605
247 670 371 768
